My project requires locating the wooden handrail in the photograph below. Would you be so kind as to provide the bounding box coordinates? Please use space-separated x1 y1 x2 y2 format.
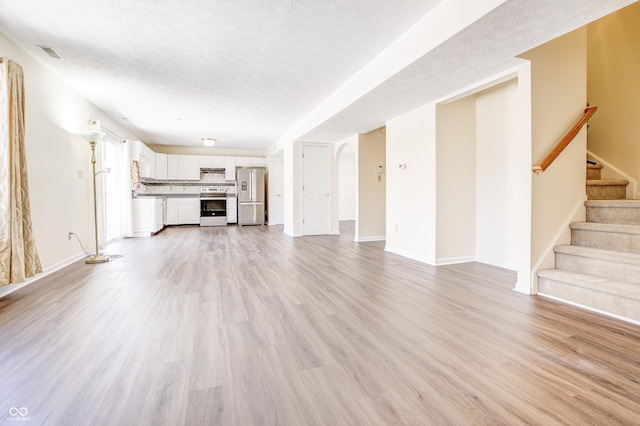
532 105 598 174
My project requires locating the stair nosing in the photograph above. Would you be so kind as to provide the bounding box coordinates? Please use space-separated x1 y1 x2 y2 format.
554 245 640 266
586 179 629 186
586 200 640 208
570 222 640 236
537 269 640 299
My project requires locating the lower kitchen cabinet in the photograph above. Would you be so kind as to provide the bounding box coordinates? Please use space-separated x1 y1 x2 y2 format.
132 197 165 237
166 197 199 225
178 198 200 224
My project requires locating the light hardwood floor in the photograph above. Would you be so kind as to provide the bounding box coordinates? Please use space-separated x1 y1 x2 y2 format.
1 222 640 425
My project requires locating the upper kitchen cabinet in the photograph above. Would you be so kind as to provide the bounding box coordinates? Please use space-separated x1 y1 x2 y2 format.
179 155 200 180
200 155 225 169
235 157 264 167
168 154 200 180
155 153 168 179
225 156 236 180
167 154 179 180
131 141 154 179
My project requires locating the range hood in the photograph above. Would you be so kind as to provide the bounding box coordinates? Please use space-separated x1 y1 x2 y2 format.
200 168 225 173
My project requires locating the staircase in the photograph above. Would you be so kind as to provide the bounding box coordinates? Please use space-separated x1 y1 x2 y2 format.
537 162 640 322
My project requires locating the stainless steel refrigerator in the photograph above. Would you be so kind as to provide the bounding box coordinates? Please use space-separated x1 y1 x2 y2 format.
237 167 265 226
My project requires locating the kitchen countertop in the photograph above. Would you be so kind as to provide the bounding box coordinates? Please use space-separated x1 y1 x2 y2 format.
134 193 199 198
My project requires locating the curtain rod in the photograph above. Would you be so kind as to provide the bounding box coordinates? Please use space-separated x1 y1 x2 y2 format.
101 126 126 144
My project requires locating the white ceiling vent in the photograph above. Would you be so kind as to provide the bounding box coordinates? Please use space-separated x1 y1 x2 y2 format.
38 45 63 59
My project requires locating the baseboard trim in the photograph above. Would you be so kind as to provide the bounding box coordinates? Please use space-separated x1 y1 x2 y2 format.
0 252 86 299
530 194 587 294
355 236 386 242
435 256 475 266
587 150 638 199
537 292 640 327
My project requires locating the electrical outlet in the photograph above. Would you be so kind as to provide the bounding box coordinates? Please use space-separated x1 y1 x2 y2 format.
67 232 72 240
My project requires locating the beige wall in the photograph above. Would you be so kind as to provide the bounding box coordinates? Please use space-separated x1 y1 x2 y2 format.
385 103 437 263
475 79 519 269
0 32 140 273
436 97 477 263
356 127 386 241
521 28 588 278
587 2 640 192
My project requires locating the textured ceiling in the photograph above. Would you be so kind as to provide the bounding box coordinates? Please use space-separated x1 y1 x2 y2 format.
301 0 639 142
0 0 444 149
0 0 636 150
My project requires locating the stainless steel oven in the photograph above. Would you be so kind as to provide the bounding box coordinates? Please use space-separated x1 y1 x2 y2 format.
200 187 227 227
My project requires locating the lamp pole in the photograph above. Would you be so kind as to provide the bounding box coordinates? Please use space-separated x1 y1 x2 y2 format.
86 139 109 263
81 120 110 264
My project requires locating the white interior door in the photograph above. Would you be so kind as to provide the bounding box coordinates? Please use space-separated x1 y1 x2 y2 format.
302 144 330 235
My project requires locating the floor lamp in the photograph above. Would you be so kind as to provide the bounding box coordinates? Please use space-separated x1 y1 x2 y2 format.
81 120 110 263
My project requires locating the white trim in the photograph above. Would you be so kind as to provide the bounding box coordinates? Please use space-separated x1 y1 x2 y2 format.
355 235 385 242
0 253 86 299
435 256 476 266
587 150 638 199
537 292 640 327
385 246 435 265
530 194 587 294
437 68 520 104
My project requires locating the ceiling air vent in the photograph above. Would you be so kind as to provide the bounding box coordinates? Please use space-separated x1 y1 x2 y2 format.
37 45 63 59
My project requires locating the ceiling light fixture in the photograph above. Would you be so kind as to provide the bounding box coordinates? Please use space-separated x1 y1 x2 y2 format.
202 138 216 147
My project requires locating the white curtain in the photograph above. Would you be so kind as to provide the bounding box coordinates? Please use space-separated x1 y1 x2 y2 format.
120 140 132 237
0 58 42 286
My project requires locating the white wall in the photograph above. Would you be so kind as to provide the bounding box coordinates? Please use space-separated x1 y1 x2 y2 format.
520 27 588 289
436 97 476 264
331 135 359 235
0 32 140 276
386 103 437 263
269 0 509 235
475 79 519 269
338 145 356 221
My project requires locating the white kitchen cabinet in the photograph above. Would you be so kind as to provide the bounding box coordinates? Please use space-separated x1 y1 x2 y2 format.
155 153 167 179
167 154 180 180
178 155 200 180
225 156 236 181
166 198 179 225
199 155 213 169
131 141 154 178
235 157 264 167
148 150 156 179
178 198 200 224
167 197 199 225
200 155 225 169
132 197 164 236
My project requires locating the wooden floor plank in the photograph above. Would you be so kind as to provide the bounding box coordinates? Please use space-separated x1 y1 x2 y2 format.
0 222 639 424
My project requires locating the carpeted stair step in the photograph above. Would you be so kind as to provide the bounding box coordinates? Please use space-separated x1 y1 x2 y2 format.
555 245 640 283
537 269 640 322
570 222 640 254
586 163 603 180
586 179 628 200
586 200 640 225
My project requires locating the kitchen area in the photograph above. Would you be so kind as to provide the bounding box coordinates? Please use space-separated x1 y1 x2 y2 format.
129 141 266 237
